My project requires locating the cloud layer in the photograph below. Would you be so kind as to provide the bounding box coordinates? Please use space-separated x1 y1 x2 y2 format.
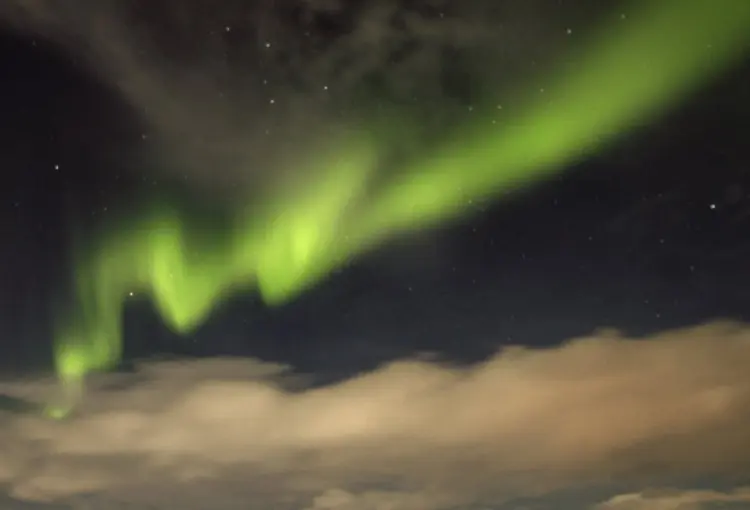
595 487 750 510
1 321 750 508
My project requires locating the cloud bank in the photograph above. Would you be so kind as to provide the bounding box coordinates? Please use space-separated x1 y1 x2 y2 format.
1 321 750 508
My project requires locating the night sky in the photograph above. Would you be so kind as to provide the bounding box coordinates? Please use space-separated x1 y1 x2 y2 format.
1 1 750 509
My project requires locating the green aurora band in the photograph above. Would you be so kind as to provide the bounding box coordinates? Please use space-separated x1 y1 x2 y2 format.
50 0 750 416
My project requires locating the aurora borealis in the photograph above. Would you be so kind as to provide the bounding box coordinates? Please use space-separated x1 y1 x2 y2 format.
48 0 750 414
4 0 750 508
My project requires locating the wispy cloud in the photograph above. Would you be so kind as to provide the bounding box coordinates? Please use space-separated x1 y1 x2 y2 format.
0 0 584 197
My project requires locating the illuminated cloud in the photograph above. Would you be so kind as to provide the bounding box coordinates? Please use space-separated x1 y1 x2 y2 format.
594 487 750 510
1 321 749 508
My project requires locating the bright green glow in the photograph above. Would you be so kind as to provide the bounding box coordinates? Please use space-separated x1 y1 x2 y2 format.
360 0 750 234
52 0 750 411
53 138 380 391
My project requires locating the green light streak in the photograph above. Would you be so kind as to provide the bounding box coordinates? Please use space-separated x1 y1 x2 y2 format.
360 0 750 234
50 0 750 418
